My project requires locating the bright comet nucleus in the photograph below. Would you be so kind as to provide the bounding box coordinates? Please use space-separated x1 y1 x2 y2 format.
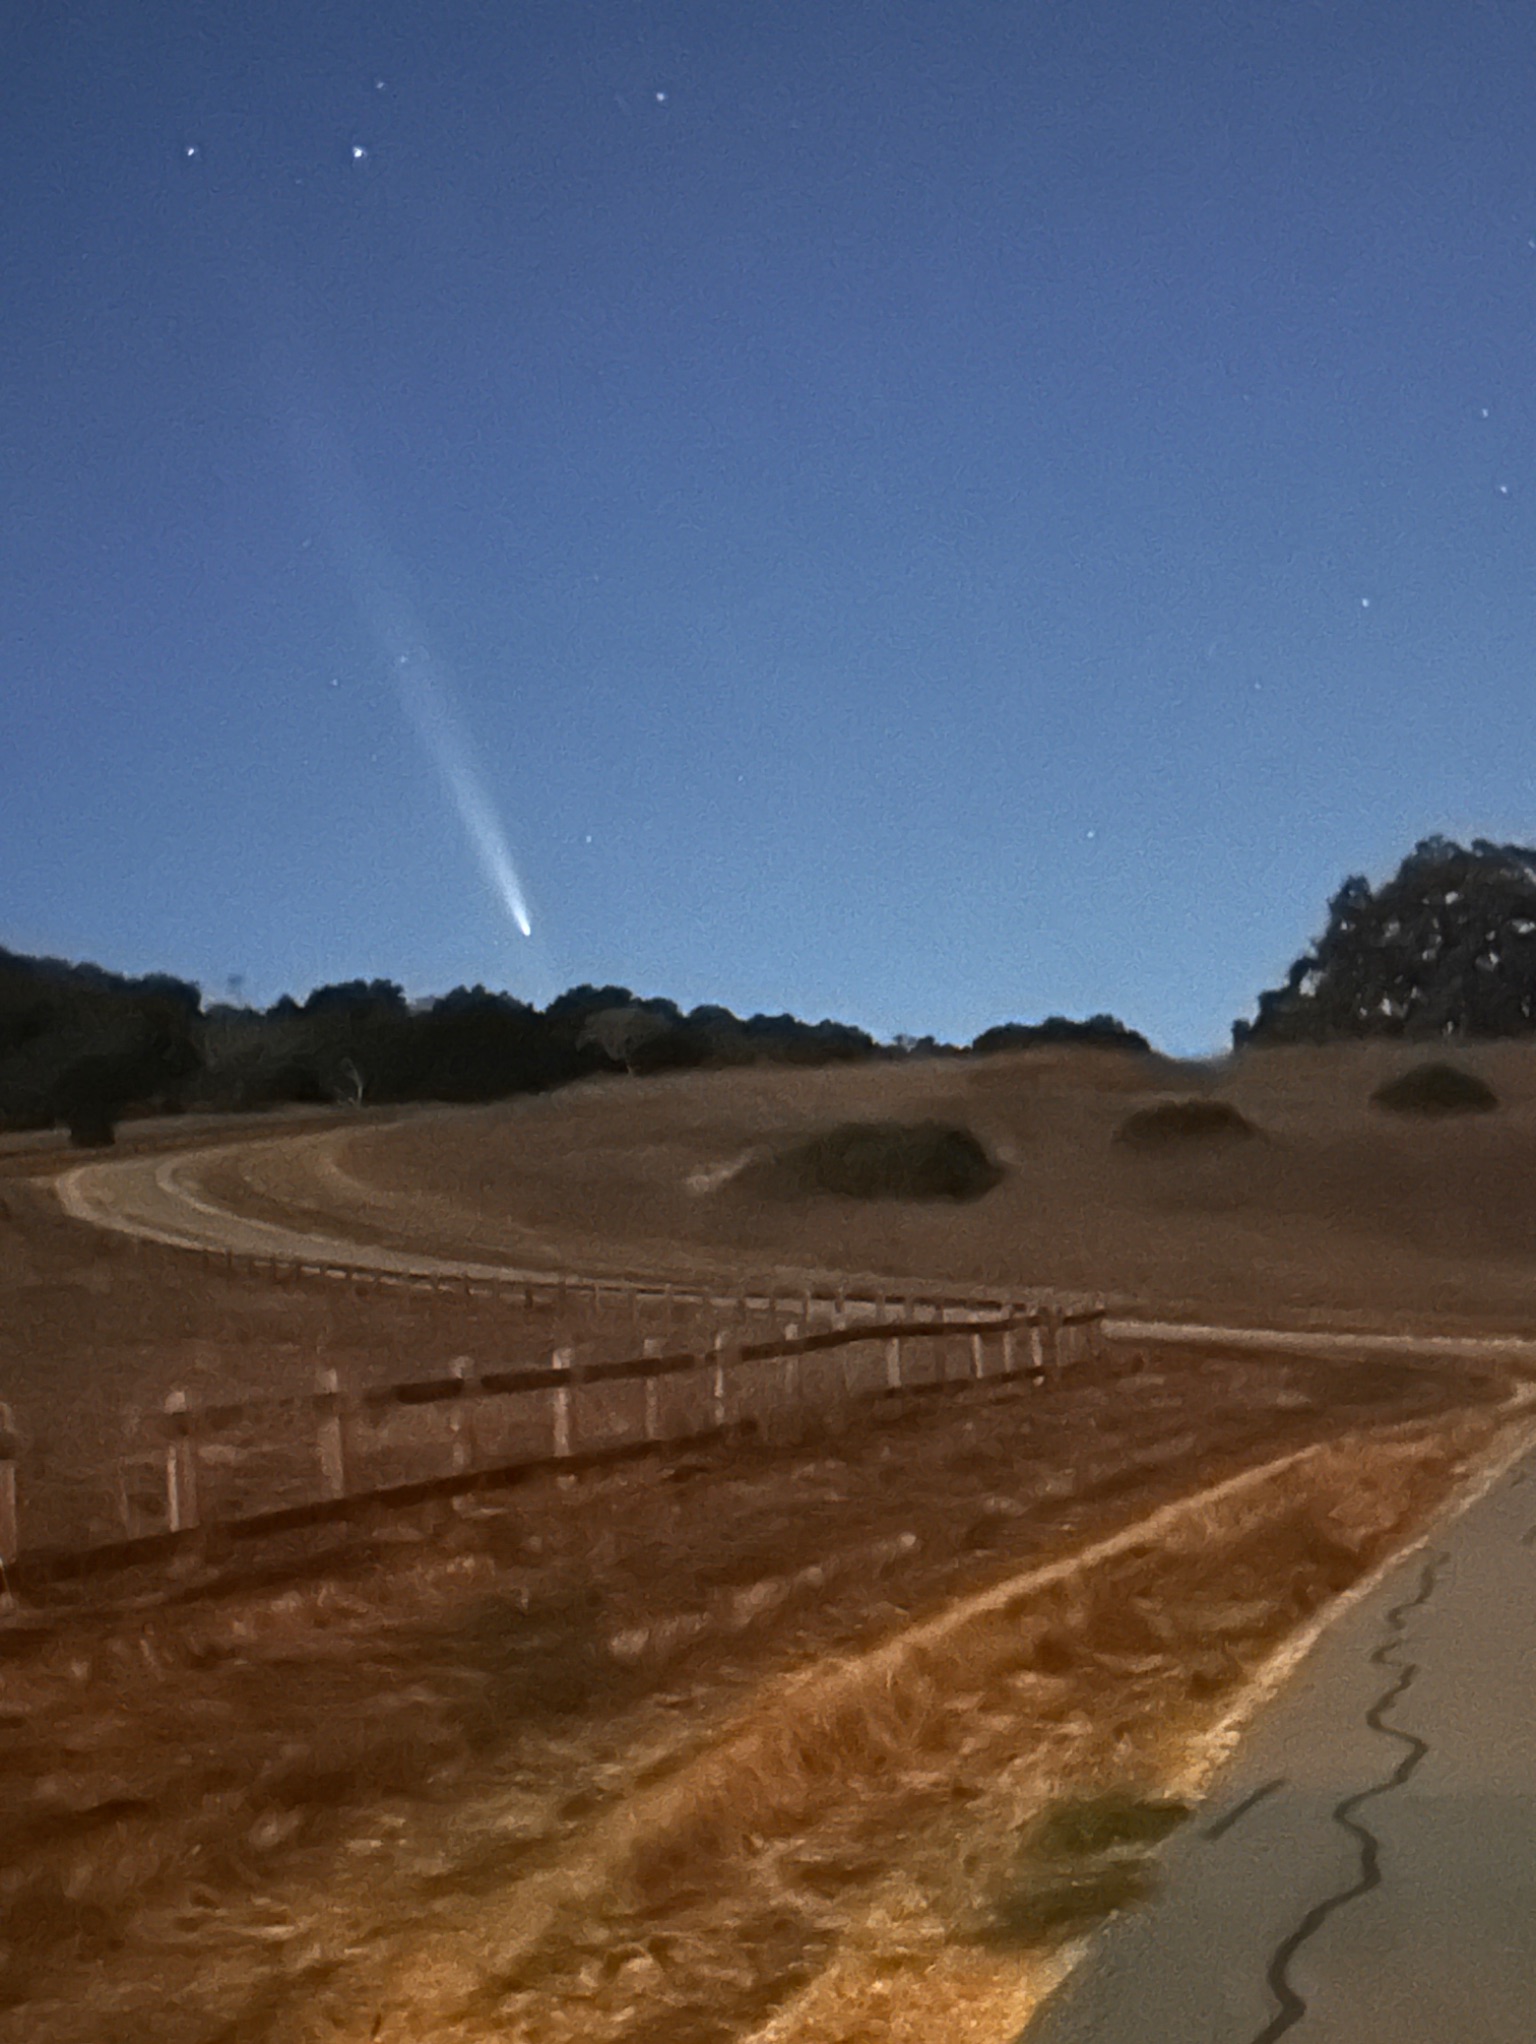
391 652 534 940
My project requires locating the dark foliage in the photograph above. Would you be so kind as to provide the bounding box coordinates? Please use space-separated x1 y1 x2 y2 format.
1236 836 1536 1047
1370 1062 1499 1117
890 1034 963 1058
1113 1099 1259 1150
972 1014 1152 1056
0 946 203 1134
300 979 408 1018
543 984 642 1021
0 948 883 1131
763 1120 1005 1201
627 1025 712 1076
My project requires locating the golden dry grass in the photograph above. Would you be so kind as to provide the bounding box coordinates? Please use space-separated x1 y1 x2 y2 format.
197 1038 1536 1334
7 1049 1536 2040
296 1410 1502 2044
0 1328 1509 2044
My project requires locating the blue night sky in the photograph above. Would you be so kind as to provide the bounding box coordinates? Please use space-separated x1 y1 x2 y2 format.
8 2 1536 1055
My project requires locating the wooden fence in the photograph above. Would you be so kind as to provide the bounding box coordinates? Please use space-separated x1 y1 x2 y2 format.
123 1232 1088 1332
0 1296 1105 1590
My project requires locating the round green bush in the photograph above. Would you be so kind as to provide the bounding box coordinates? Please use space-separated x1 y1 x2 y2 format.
768 1120 1004 1202
1113 1098 1259 1151
1370 1062 1498 1117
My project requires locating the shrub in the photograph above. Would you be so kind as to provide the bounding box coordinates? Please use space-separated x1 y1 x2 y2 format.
65 1107 117 1148
1370 1062 1498 1117
1113 1099 1259 1150
765 1120 1004 1202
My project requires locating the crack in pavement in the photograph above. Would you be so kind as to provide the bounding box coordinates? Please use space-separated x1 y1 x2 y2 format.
1246 1555 1446 2043
1203 1777 1287 1842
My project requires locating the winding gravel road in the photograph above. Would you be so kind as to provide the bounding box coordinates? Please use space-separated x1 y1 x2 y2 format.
51 1134 1536 1371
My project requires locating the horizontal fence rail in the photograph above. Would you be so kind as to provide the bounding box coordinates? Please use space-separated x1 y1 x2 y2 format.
109 1226 1099 1326
0 1297 1105 1592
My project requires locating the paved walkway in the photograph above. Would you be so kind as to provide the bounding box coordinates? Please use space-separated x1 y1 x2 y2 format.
1018 1420 1536 2041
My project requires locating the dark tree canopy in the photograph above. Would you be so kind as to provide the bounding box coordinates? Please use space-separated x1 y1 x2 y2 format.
971 1014 1151 1056
302 979 408 1017
1235 837 1536 1047
0 952 885 1129
0 944 204 1132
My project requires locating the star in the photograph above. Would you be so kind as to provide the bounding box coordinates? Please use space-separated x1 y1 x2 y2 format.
184 144 198 159
1360 597 1371 609
352 144 368 162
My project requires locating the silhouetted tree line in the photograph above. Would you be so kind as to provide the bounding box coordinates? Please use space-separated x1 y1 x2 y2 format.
970 1015 1152 1056
1234 836 1536 1047
0 946 201 1145
0 943 1159 1148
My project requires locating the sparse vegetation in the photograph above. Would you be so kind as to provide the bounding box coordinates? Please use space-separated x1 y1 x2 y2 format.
757 1120 1005 1201
1371 1061 1499 1116
956 1790 1194 1950
1113 1098 1260 1150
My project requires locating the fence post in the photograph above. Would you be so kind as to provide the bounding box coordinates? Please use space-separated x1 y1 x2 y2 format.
0 1400 18 1567
163 1389 199 1533
970 1331 986 1381
316 1366 348 1499
448 1357 478 1475
782 1325 803 1410
1001 1324 1017 1378
1029 1314 1046 1381
642 1337 663 1441
884 1334 903 1392
1045 1305 1062 1374
551 1344 574 1461
710 1331 729 1431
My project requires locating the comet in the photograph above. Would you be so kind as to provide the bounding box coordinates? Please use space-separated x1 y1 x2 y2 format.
256 293 537 946
391 648 533 937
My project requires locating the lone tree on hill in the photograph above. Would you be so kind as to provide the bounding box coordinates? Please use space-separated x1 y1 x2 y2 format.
1235 837 1536 1047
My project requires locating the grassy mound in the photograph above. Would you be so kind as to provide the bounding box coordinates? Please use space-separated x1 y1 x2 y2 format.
1113 1098 1259 1151
1370 1061 1498 1117
759 1120 1005 1202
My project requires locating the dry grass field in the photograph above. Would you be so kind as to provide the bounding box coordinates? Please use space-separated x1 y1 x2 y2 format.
3 1042 1535 2040
197 1040 1536 1333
